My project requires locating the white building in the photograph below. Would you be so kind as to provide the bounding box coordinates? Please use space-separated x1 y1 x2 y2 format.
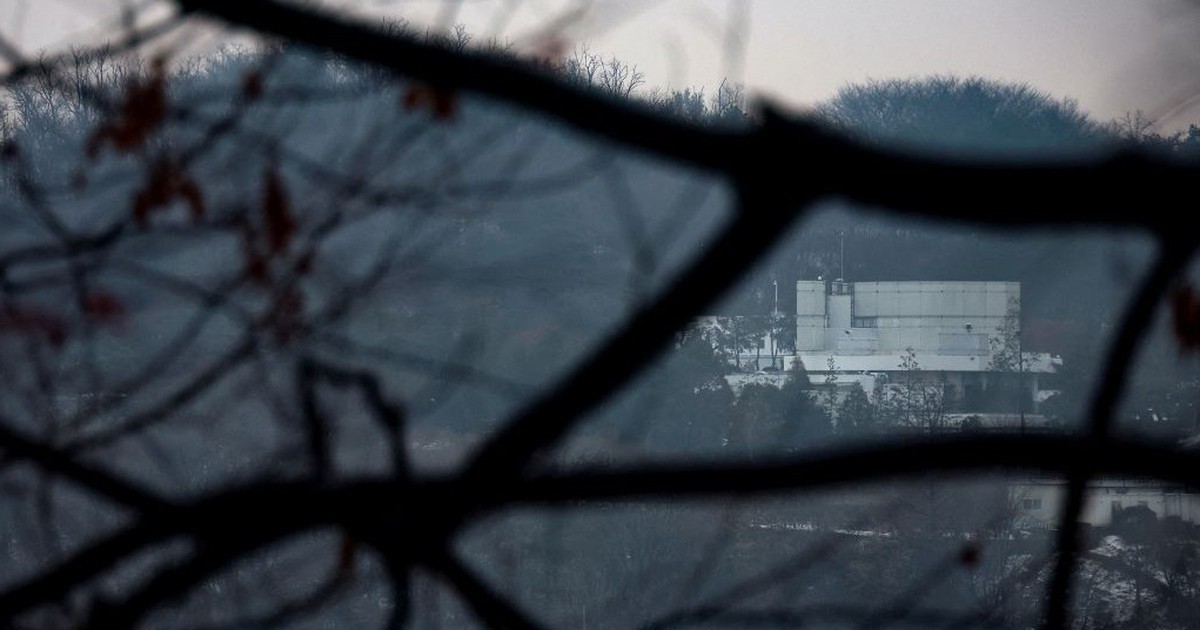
1012 477 1200 528
795 280 1017 356
783 280 1059 425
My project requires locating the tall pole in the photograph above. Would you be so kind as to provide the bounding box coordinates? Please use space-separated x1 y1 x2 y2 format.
839 230 845 281
1019 312 1026 434
771 279 779 368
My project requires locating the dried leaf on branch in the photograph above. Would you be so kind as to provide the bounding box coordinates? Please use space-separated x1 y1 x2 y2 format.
401 83 459 120
131 158 205 226
86 59 169 158
1172 283 1200 351
262 166 296 254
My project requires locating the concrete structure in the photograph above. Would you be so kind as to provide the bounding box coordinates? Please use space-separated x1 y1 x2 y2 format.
1012 478 1200 528
704 280 1060 424
787 280 1058 423
795 280 1018 355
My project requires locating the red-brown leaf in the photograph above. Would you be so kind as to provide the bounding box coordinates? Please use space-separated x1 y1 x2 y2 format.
337 533 358 577
262 167 295 254
401 85 425 110
131 160 204 227
241 70 264 101
178 178 206 223
266 286 305 343
82 292 126 325
1172 284 1200 351
402 83 459 121
1 307 67 348
87 60 168 158
431 89 459 120
244 254 269 285
239 220 269 285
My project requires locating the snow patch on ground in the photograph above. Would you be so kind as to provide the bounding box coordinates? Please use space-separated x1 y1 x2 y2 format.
750 520 893 538
725 372 790 395
1094 535 1128 557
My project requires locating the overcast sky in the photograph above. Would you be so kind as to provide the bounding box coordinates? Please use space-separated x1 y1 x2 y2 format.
9 0 1200 129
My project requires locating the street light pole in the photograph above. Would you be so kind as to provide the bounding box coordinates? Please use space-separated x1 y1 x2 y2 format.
839 230 845 280
1019 314 1026 434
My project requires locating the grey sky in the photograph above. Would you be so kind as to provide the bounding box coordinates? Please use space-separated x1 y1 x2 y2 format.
8 0 1200 128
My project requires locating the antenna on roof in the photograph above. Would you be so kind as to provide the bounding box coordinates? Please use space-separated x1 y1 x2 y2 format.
839 230 845 281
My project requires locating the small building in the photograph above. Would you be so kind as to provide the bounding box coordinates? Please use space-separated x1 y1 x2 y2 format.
786 280 1059 424
796 280 1018 355
1011 477 1200 528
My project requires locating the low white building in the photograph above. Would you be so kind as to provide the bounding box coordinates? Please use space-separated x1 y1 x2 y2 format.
796 280 1018 355
704 279 1062 423
1012 478 1200 528
785 280 1059 422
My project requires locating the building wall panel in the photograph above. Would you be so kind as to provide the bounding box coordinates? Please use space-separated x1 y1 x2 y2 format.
796 281 826 316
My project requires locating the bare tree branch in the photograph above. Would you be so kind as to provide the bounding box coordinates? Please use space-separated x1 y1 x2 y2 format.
1043 235 1199 630
0 420 170 514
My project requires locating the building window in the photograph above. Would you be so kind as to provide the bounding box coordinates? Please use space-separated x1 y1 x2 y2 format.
853 317 877 328
1022 499 1042 510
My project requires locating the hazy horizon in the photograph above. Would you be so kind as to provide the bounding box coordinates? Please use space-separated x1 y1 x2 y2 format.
9 0 1200 130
